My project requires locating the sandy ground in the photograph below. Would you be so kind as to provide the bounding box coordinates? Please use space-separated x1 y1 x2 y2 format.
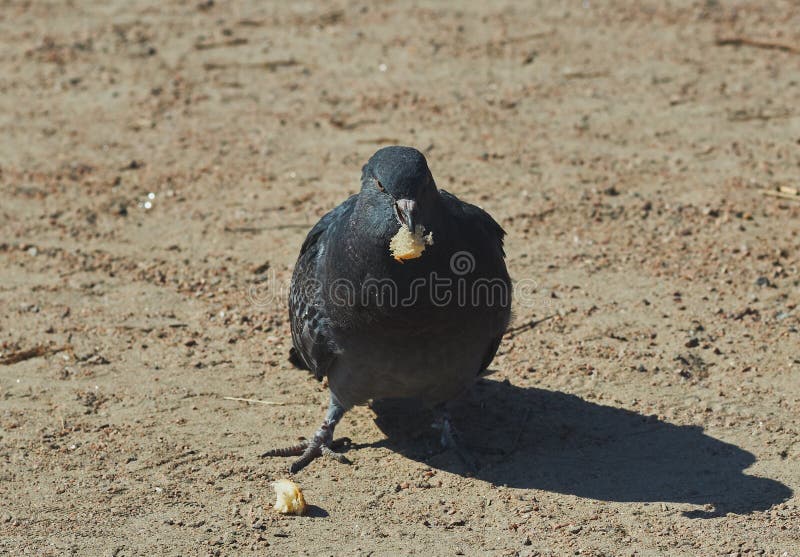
1 1 799 555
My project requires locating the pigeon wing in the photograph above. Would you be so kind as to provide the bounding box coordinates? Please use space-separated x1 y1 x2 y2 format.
289 195 357 380
439 189 506 257
440 189 510 375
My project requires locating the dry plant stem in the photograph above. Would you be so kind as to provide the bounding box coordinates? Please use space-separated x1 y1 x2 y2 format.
715 36 800 54
222 396 285 405
0 345 70 365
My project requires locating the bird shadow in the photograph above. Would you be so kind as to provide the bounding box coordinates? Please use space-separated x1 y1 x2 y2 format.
304 505 330 518
364 378 792 518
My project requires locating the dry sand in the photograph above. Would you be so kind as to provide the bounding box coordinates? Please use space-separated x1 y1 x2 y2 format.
1 1 799 555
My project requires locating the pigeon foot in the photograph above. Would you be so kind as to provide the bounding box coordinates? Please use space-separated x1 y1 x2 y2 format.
262 424 351 473
262 395 349 473
433 411 479 472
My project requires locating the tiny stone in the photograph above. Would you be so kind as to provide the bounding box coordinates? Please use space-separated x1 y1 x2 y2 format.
755 276 772 287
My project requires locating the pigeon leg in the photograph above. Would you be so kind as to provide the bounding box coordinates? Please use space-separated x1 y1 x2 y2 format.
262 394 350 473
432 409 479 472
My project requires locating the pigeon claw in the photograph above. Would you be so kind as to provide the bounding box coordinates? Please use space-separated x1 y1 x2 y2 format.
261 442 308 458
263 422 351 474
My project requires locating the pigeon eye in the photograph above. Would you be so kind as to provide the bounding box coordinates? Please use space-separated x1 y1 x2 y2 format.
374 179 385 192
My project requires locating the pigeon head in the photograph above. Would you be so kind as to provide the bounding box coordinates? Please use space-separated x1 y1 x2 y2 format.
357 146 439 242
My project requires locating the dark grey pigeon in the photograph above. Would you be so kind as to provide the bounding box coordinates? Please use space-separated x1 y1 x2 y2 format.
263 146 511 472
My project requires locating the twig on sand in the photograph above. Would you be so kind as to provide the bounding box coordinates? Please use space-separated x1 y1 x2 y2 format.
266 223 313 230
469 30 554 52
203 59 299 71
356 137 402 145
223 396 285 406
507 407 531 456
505 314 557 339
728 109 793 122
194 38 248 50
715 36 800 55
761 186 800 202
562 69 609 79
0 345 70 365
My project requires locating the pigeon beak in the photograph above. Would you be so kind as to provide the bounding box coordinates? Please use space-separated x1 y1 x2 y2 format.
395 198 417 232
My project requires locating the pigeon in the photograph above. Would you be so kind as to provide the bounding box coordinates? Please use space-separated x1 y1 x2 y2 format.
263 146 511 473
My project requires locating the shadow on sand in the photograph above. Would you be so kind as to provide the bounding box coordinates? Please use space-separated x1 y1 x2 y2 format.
367 379 792 518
